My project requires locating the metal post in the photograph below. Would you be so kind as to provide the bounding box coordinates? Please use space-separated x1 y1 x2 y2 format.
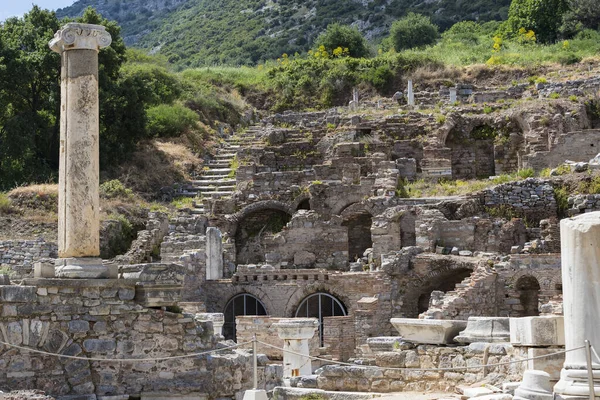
253 334 258 390
586 340 595 400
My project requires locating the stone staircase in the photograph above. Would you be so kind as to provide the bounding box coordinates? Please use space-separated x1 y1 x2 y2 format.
179 126 265 214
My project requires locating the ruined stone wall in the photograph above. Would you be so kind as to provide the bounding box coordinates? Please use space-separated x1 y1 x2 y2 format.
235 316 319 360
323 316 355 362
264 211 348 269
523 130 600 170
568 193 600 216
0 279 256 399
317 343 526 393
115 212 169 265
236 171 316 204
0 239 57 279
474 178 557 222
203 270 394 334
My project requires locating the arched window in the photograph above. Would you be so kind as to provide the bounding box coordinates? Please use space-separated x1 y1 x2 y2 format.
295 293 347 345
223 294 267 341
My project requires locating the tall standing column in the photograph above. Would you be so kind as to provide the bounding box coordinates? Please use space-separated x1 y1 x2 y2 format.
49 23 115 279
273 318 318 378
554 212 600 398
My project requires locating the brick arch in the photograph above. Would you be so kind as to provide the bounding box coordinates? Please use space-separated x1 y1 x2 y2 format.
291 193 311 211
284 282 353 318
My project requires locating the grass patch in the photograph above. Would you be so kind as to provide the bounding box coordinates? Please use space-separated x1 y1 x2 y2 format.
171 196 195 209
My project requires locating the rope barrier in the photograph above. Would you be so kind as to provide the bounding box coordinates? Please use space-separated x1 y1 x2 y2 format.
0 339 253 363
256 340 586 373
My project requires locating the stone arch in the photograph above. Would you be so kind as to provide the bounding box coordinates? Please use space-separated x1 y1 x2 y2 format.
401 262 477 317
230 201 293 264
340 203 374 262
292 194 311 211
515 275 541 317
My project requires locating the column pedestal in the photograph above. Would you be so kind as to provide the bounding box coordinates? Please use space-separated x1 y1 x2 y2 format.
273 318 318 378
554 212 600 399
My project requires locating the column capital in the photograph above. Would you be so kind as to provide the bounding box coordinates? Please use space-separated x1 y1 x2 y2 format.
49 23 112 54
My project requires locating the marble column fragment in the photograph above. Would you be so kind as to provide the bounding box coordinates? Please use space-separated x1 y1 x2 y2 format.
554 212 600 398
273 318 318 378
206 227 224 280
49 23 115 278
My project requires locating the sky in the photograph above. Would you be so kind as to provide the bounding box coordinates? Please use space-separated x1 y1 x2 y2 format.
0 1 75 22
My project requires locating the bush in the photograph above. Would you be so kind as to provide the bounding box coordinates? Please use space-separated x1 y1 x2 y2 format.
100 179 133 199
517 168 535 178
0 193 12 214
389 13 439 51
147 104 199 138
314 23 370 58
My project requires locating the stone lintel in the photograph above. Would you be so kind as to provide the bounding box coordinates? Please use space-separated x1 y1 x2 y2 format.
49 23 112 54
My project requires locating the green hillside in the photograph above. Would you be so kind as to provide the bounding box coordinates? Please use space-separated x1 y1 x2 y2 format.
56 0 511 67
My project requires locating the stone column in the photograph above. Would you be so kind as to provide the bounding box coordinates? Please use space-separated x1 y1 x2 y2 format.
449 87 457 103
206 227 223 280
273 318 318 378
49 23 115 279
554 212 600 398
407 80 415 106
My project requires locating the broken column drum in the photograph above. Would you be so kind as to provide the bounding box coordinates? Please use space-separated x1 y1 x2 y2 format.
49 24 113 278
273 318 318 378
554 212 600 398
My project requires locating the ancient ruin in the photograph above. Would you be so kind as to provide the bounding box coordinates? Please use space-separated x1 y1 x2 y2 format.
4 20 600 400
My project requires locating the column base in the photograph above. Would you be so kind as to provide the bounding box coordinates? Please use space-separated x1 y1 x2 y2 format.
242 389 268 400
55 258 117 279
554 367 600 398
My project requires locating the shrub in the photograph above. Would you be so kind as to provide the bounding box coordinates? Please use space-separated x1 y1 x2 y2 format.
314 23 370 58
554 186 569 217
549 92 560 99
147 104 199 138
389 13 439 51
100 180 133 199
0 193 12 214
517 168 535 178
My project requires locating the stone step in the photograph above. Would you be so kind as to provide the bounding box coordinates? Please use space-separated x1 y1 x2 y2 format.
195 190 234 196
215 154 237 159
194 186 236 191
202 168 232 175
191 179 236 186
207 161 231 168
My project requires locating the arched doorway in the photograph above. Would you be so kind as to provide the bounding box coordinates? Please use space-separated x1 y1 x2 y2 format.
297 199 311 210
235 208 291 264
446 125 496 179
342 211 373 262
223 294 267 341
516 275 540 316
417 268 473 314
295 292 347 345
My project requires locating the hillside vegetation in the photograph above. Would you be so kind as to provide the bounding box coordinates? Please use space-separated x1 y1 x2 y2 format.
57 0 511 67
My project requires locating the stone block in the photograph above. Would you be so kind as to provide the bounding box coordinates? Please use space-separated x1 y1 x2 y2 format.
510 316 564 347
83 339 116 353
455 317 510 344
0 286 36 302
34 262 55 278
526 347 565 380
390 318 467 345
69 320 90 333
141 393 208 400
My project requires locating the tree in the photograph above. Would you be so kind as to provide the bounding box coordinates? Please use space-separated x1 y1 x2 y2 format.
561 0 600 37
502 0 569 43
388 13 439 51
0 6 148 189
314 23 370 58
0 7 61 188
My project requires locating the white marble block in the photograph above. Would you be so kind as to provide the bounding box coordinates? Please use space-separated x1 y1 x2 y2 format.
510 316 565 347
390 318 467 345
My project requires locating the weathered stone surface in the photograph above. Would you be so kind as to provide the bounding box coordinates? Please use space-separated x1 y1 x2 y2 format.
0 286 36 302
390 318 467 345
455 317 510 344
509 316 564 347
